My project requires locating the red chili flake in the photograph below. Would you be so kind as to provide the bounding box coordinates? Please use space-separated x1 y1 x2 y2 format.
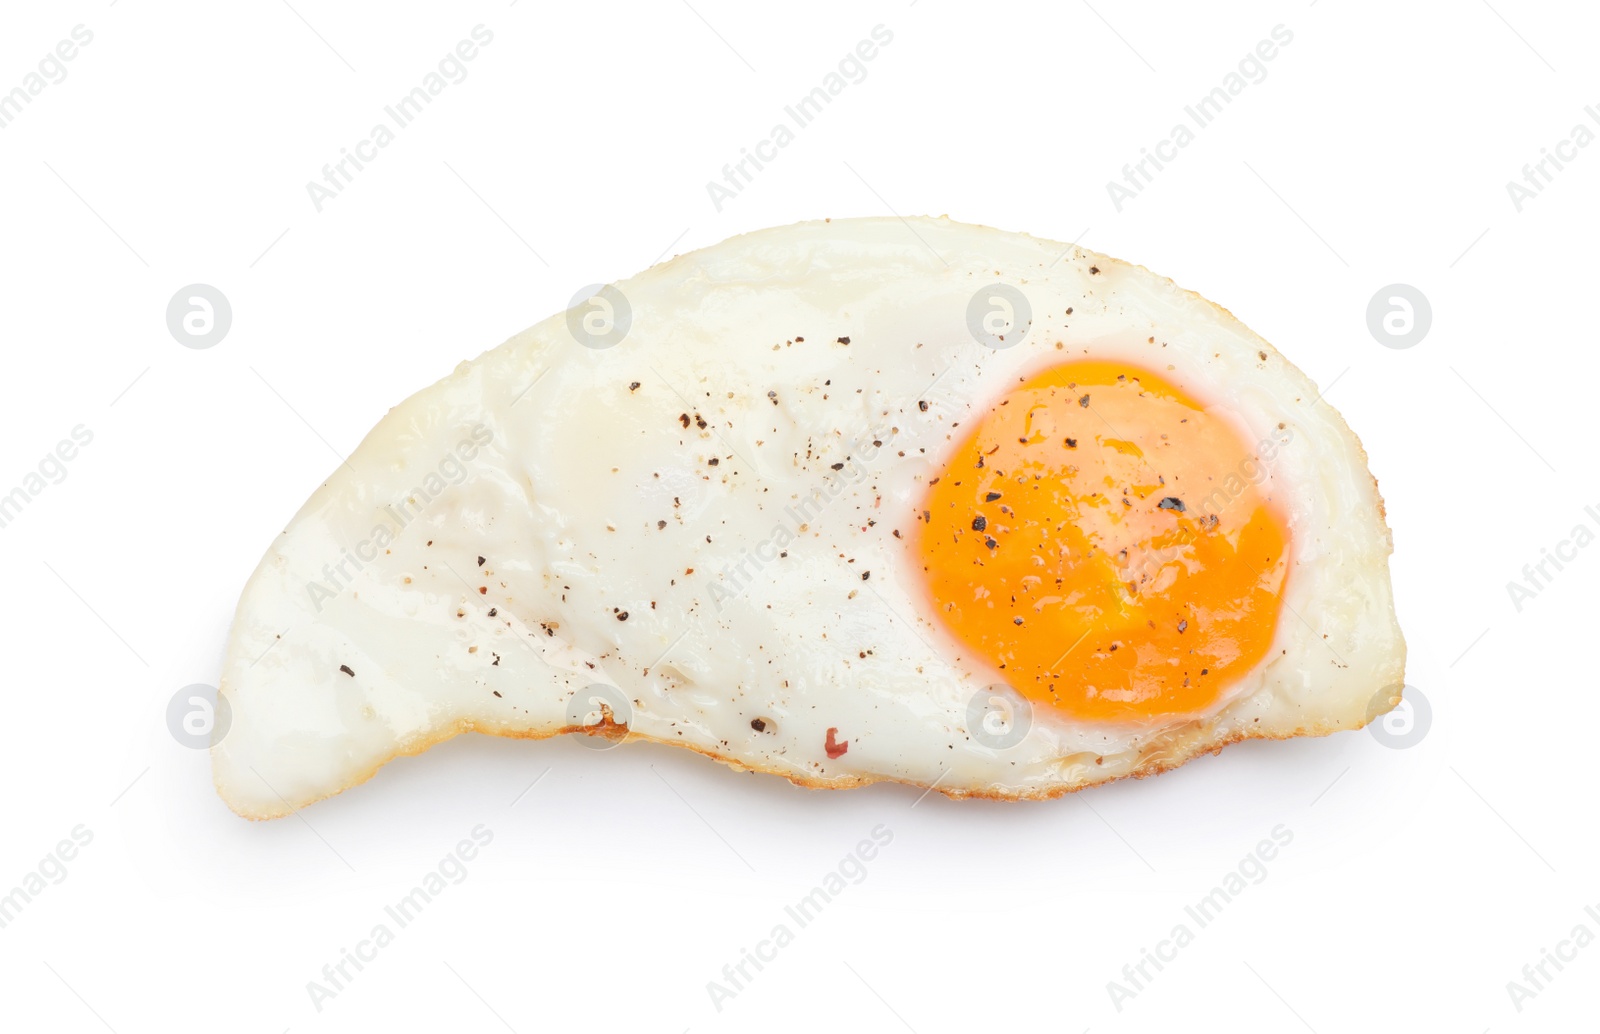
824 727 848 759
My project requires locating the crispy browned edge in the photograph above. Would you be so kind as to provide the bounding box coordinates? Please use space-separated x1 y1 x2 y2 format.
224 675 1402 820
219 220 1405 820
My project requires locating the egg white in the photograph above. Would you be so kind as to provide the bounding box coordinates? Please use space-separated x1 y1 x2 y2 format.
213 217 1405 819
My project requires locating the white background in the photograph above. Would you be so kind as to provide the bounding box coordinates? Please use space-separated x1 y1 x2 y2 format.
0 1 1594 1031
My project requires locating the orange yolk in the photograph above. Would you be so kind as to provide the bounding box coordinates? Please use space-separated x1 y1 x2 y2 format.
913 360 1289 724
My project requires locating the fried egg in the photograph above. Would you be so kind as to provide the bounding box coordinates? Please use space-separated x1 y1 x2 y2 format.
213 216 1405 819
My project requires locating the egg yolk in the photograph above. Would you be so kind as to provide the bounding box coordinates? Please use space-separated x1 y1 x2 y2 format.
913 360 1288 724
